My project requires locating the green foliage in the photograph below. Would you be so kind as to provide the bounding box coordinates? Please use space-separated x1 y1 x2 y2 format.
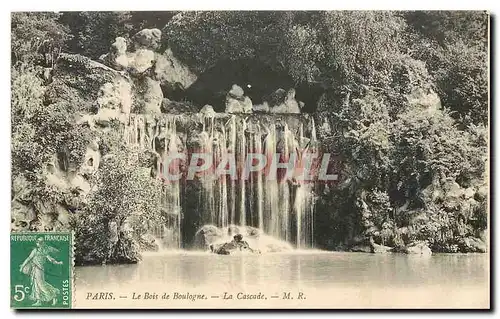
11 12 71 66
75 143 163 264
318 85 487 251
60 12 134 59
11 65 92 178
404 11 488 49
434 42 488 126
165 11 404 91
405 11 489 126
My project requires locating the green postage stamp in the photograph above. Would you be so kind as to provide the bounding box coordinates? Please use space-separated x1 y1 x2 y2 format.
10 232 73 309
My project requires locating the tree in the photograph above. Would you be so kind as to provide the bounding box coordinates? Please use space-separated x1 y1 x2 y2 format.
74 144 163 265
60 11 133 59
404 11 489 126
11 12 71 66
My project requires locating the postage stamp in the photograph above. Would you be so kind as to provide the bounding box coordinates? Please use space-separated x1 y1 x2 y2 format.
10 232 73 309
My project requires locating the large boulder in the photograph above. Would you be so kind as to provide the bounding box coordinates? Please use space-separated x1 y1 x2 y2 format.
94 78 132 126
404 241 432 255
211 236 260 255
269 89 301 114
199 104 216 116
154 48 197 93
100 37 129 71
225 85 252 113
458 237 487 253
194 224 224 249
136 77 163 114
369 237 393 253
127 49 156 75
46 53 131 111
132 28 162 50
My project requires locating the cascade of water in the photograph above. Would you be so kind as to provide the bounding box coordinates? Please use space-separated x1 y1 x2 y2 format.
238 118 247 227
198 117 216 225
293 117 318 248
125 113 319 250
263 124 280 238
254 129 264 231
214 123 229 228
161 116 182 249
227 116 237 226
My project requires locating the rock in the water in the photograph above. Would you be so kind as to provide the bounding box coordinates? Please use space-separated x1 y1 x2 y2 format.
140 233 160 252
405 241 432 255
350 244 372 253
194 224 224 249
458 237 487 253
132 28 162 50
369 236 393 253
195 225 291 254
371 243 392 253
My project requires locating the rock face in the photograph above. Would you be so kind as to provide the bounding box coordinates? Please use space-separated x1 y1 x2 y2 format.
99 30 197 102
225 84 253 113
46 53 131 111
458 237 487 253
161 98 199 114
128 49 156 75
136 77 163 114
154 48 197 96
269 89 301 114
350 244 372 253
132 28 162 50
100 37 129 71
95 79 133 126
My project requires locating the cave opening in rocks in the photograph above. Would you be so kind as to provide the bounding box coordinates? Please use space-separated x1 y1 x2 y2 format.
161 59 324 113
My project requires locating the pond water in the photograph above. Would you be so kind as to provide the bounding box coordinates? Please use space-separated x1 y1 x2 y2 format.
74 251 489 309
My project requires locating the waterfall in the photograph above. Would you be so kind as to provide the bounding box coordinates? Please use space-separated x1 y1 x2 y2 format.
124 113 319 249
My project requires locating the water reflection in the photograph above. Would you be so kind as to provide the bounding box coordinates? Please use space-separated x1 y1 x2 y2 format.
76 252 488 291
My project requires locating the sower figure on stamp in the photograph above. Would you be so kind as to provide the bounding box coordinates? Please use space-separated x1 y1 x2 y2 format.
19 237 63 306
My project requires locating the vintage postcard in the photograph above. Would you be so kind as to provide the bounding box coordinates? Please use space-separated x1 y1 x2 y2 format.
10 11 490 309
